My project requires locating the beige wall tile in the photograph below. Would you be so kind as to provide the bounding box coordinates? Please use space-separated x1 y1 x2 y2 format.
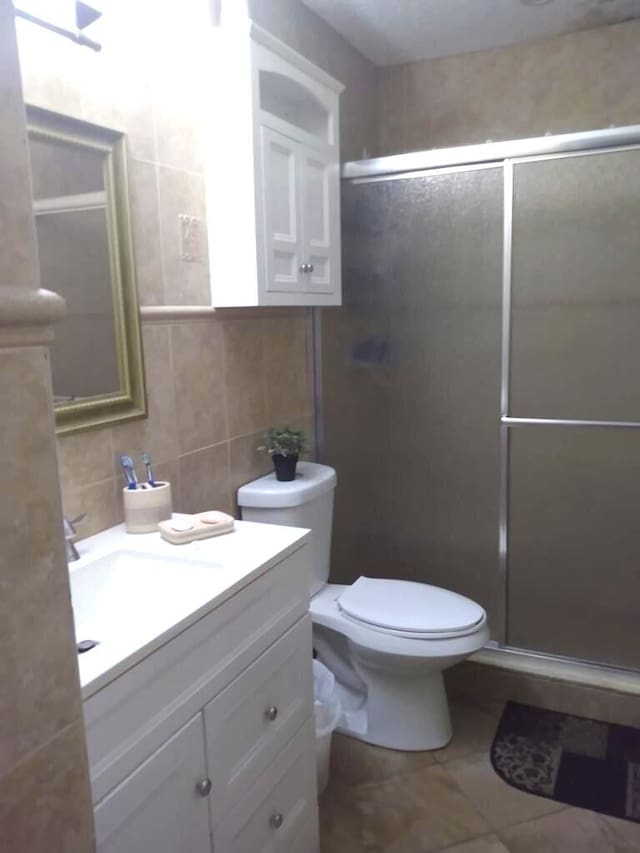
0 721 95 853
377 19 640 156
152 66 204 174
112 324 178 468
158 167 210 305
56 427 113 498
16 20 85 120
0 584 81 777
128 159 165 305
229 431 272 509
62 478 118 543
263 314 313 426
171 321 227 454
223 318 267 438
177 443 231 515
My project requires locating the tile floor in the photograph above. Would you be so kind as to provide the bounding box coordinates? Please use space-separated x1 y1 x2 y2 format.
319 700 640 852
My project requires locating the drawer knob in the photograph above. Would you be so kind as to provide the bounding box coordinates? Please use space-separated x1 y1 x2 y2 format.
264 705 278 722
270 812 284 829
196 778 212 797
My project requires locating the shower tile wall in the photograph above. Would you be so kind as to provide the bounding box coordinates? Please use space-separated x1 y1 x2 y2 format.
376 18 640 155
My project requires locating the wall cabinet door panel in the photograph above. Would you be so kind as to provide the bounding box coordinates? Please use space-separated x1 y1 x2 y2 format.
261 127 302 294
301 146 336 294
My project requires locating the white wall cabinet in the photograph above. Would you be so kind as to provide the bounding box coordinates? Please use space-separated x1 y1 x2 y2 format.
207 22 343 307
86 543 319 853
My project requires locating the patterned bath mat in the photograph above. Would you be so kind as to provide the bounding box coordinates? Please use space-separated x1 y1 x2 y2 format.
491 701 640 823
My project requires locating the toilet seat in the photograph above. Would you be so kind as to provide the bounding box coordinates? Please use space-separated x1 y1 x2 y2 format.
337 576 486 639
311 584 488 660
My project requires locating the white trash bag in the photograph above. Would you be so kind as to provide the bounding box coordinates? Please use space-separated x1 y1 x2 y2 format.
313 659 341 794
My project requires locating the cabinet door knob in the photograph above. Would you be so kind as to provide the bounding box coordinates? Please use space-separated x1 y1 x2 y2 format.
299 263 309 273
307 263 314 273
195 778 212 797
264 705 278 721
270 812 284 829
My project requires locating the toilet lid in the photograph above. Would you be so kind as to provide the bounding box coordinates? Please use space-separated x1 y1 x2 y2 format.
337 577 485 636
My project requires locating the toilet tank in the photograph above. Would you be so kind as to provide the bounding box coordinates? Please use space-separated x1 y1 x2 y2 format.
237 462 337 596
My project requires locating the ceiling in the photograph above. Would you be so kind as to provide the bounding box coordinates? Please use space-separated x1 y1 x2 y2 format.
300 0 640 65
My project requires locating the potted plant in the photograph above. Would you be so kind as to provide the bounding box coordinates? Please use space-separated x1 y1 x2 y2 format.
259 425 307 482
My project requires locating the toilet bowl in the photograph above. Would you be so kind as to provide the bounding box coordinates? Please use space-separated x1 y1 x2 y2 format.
238 462 489 751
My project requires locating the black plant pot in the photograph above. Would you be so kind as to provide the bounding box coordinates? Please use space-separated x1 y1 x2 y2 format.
273 453 298 482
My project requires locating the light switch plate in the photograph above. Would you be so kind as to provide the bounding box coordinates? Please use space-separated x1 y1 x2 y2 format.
179 214 200 262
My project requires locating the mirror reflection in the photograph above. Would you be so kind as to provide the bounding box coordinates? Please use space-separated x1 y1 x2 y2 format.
26 107 146 433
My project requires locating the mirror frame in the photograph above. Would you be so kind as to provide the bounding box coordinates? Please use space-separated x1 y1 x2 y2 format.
27 105 147 434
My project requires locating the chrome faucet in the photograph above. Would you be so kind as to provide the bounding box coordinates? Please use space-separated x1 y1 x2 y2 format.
63 513 87 562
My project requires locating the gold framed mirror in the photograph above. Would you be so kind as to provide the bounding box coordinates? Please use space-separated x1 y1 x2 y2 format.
26 106 146 434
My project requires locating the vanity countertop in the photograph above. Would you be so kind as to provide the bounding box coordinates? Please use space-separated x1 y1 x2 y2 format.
69 519 310 699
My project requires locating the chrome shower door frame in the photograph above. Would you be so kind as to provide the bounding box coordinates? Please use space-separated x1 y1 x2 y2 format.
315 123 640 667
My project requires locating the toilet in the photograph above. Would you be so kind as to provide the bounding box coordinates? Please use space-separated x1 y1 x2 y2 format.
238 462 489 751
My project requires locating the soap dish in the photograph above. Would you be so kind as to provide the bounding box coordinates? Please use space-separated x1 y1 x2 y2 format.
158 511 235 545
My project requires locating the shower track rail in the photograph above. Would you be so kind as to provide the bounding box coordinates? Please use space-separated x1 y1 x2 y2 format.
314 123 640 685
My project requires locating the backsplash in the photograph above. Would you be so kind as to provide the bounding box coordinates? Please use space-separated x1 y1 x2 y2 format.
56 312 314 538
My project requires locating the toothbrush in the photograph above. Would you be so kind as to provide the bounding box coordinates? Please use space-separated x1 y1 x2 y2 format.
119 455 139 490
142 452 156 487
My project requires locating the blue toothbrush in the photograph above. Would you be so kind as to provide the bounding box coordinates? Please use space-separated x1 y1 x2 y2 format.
142 452 156 487
119 455 138 490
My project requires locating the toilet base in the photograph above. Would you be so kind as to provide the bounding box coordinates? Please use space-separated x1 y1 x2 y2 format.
340 656 453 751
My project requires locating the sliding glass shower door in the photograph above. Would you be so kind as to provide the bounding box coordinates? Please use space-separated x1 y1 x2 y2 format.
506 148 640 668
321 166 504 632
320 134 640 671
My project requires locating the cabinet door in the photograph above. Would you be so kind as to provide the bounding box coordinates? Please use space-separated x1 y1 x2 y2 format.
260 126 302 293
94 715 211 853
300 145 339 294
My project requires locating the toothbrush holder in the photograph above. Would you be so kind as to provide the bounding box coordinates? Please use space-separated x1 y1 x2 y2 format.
123 481 172 534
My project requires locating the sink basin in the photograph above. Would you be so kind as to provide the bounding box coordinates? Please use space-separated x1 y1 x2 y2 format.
66 520 311 698
70 548 229 692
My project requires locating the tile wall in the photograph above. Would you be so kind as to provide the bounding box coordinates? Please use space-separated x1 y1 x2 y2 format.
16 0 376 539
377 18 640 155
0 2 94 849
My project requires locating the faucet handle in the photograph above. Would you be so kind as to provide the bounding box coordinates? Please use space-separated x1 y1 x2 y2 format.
64 513 87 538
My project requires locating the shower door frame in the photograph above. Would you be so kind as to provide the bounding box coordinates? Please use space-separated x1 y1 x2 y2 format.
314 123 640 677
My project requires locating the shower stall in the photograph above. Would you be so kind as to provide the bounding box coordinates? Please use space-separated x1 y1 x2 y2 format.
316 126 640 677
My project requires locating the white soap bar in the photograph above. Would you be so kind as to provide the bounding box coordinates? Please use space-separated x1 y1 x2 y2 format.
158 511 235 545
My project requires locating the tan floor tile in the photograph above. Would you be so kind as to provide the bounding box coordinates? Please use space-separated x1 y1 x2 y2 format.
499 807 636 852
433 702 501 764
434 835 510 853
320 764 489 853
599 813 640 848
443 753 565 831
331 733 436 788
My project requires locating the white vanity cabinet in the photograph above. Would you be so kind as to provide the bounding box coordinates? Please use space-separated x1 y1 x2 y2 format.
206 22 343 307
84 536 319 853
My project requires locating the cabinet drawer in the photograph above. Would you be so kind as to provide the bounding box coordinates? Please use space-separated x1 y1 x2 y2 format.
216 718 319 853
85 545 310 803
204 615 313 826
